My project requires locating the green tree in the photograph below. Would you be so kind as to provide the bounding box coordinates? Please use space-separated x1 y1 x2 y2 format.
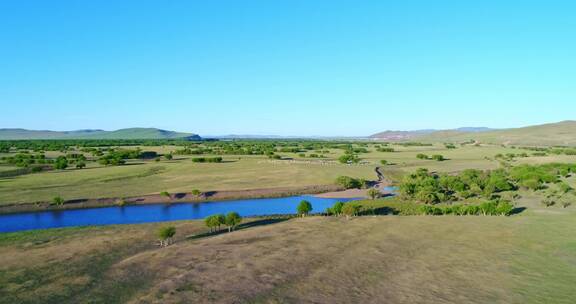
380 160 388 165
75 161 86 169
225 212 242 232
191 189 202 197
164 153 173 160
52 196 65 206
330 201 344 216
367 188 380 200
54 156 68 170
297 200 313 217
157 226 176 247
341 203 360 219
160 191 171 199
416 153 428 160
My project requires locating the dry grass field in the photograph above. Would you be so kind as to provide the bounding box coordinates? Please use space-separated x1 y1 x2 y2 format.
1 201 575 304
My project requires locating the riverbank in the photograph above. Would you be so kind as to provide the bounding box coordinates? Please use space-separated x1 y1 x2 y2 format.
0 184 344 215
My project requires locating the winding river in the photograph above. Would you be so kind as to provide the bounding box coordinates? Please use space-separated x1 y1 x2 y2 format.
0 196 359 233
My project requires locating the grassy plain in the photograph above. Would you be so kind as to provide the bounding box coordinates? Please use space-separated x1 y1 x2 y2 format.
1 202 575 304
2 143 574 205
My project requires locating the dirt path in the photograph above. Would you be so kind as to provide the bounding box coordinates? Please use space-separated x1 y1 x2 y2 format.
315 167 394 199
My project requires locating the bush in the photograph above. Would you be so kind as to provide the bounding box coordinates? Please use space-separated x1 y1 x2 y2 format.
327 201 345 216
52 196 65 206
157 226 176 247
342 203 360 218
416 153 428 160
335 176 363 189
431 154 445 161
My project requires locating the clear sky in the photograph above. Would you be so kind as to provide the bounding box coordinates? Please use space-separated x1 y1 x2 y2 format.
1 0 575 136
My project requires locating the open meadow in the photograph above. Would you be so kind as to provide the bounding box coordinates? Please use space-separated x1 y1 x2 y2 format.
2 140 569 207
1 199 575 304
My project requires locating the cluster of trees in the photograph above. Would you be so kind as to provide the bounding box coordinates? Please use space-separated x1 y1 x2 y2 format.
399 168 515 204
205 212 242 232
416 154 445 161
399 164 576 205
191 157 223 163
376 147 395 152
0 139 198 153
326 201 361 219
335 176 368 189
398 142 433 147
1 153 48 167
338 153 360 164
419 200 515 216
98 149 156 166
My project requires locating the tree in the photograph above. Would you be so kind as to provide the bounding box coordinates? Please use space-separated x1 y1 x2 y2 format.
52 196 65 206
341 203 360 219
164 153 173 160
330 201 344 216
416 153 428 160
75 161 86 169
54 156 68 170
157 226 176 247
297 200 313 217
225 212 242 232
191 189 202 197
160 191 171 199
338 154 360 164
215 214 225 230
335 176 363 189
380 160 388 165
367 188 380 200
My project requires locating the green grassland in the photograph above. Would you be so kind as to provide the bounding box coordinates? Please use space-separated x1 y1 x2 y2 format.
1 142 574 205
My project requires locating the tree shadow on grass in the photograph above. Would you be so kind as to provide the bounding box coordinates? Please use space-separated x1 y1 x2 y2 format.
185 217 291 241
511 207 527 215
358 206 399 216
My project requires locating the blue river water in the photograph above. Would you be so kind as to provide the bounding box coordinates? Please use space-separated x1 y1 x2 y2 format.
0 196 358 233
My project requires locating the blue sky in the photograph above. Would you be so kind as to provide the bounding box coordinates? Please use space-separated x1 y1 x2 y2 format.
1 0 575 136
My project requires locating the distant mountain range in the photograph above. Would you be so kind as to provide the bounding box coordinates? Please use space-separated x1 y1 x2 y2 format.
0 128 201 140
370 127 494 141
370 121 576 146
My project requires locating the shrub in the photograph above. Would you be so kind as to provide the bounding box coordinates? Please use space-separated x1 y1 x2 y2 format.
431 154 445 161
328 201 345 216
335 176 363 189
157 226 176 247
52 196 65 206
342 203 360 219
367 188 380 200
416 153 428 160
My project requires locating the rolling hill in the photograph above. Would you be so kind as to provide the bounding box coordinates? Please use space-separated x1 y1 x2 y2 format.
371 121 576 146
0 128 201 140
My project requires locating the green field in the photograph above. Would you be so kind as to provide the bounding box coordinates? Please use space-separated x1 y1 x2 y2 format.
1 142 575 205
